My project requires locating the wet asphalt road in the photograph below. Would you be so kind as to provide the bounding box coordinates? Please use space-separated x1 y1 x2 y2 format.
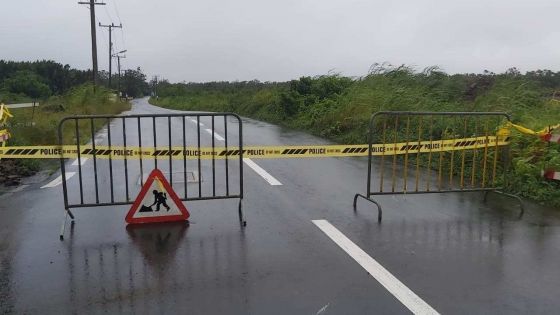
1 98 560 314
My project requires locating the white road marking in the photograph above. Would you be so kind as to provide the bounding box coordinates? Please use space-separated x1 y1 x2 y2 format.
312 220 440 315
243 158 282 186
205 129 225 141
187 118 206 127
41 172 76 189
71 158 89 166
189 118 280 186
316 303 330 315
199 128 277 185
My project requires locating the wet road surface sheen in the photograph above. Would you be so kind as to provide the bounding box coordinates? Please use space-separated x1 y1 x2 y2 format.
1 98 560 314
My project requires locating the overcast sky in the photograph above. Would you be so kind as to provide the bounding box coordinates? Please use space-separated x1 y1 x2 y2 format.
1 0 560 82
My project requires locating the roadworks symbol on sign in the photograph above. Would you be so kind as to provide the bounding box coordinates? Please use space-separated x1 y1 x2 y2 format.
126 169 190 224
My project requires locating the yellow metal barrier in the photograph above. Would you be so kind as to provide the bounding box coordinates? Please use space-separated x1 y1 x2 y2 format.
0 104 13 150
354 111 524 222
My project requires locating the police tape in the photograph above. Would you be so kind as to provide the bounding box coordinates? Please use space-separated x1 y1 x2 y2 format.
506 121 560 143
0 135 508 160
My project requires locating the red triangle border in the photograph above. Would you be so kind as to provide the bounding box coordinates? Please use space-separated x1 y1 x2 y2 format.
125 169 190 224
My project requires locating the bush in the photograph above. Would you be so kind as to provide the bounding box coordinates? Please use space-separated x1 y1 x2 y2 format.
150 67 560 207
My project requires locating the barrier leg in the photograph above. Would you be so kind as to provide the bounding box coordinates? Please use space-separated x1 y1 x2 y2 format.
353 194 383 222
59 208 75 240
483 190 491 203
238 199 247 227
483 190 524 218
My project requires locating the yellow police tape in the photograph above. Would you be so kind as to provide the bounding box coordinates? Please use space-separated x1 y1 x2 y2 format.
0 135 508 160
506 121 560 137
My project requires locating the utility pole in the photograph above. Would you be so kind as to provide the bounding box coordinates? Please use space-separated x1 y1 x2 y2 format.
112 50 127 98
153 75 158 98
78 0 105 91
99 22 122 89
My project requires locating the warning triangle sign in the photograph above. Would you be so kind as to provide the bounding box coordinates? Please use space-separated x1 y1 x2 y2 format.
126 169 190 224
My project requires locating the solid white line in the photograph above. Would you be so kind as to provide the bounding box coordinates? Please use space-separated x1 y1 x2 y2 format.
312 220 439 315
41 172 76 189
243 158 282 186
71 158 89 166
204 129 225 141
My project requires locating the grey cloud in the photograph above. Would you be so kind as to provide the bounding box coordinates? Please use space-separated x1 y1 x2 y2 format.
1 0 559 82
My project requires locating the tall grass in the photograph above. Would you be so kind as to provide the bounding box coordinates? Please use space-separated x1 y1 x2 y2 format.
150 67 560 206
5 84 131 172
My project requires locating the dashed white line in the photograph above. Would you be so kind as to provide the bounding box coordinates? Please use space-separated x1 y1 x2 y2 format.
243 158 282 186
41 172 76 189
205 129 225 141
316 303 330 315
189 124 280 186
188 118 205 127
312 219 440 315
71 158 89 166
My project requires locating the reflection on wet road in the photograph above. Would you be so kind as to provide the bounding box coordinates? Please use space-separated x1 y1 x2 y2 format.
1 98 560 314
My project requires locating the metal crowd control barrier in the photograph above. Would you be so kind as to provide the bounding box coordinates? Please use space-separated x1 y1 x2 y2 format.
353 111 524 221
58 113 244 239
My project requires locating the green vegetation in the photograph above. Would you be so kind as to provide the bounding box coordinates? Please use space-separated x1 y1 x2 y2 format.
0 59 145 180
150 65 560 206
6 84 131 173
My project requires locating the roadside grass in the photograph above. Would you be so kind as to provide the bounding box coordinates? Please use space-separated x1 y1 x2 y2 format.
150 69 560 207
4 84 131 174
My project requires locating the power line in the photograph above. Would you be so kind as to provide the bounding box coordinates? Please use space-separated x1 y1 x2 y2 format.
79 5 111 71
113 0 122 23
119 25 126 49
112 0 126 49
78 0 106 91
80 5 109 52
106 1 126 62
95 16 109 51
101 1 115 54
103 3 115 24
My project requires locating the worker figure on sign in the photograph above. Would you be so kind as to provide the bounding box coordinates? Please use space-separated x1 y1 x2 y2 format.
150 190 170 211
